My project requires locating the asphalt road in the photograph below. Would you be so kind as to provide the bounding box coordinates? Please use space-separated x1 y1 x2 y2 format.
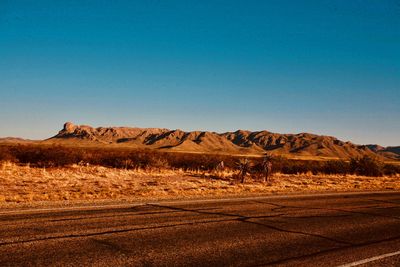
1 191 400 266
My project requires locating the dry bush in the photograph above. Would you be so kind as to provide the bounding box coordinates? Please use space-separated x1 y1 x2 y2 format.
350 156 384 177
0 146 17 163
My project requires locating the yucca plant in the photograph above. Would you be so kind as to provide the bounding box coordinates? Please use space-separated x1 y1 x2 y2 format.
261 155 273 182
236 158 251 183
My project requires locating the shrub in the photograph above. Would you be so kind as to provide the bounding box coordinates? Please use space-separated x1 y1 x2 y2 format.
322 160 351 175
383 164 400 176
0 146 17 163
350 156 384 177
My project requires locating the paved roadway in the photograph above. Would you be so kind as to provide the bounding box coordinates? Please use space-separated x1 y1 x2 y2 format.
1 191 400 266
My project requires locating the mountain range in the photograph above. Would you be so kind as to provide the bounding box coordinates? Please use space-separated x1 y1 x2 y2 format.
3 122 386 160
1 122 398 160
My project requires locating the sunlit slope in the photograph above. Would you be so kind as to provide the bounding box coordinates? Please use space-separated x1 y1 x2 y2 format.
38 122 395 159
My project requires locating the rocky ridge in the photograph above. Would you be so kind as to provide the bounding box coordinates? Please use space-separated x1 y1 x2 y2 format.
44 122 397 159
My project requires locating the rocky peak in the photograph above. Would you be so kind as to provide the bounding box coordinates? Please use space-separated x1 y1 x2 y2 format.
63 122 77 133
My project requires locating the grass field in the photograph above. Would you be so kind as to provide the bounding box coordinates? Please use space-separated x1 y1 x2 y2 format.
1 162 399 205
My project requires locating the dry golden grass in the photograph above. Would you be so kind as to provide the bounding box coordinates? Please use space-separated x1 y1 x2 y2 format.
1 162 399 205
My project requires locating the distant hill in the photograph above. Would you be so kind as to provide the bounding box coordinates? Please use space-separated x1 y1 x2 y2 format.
366 145 400 160
0 137 32 144
387 147 400 155
38 122 393 159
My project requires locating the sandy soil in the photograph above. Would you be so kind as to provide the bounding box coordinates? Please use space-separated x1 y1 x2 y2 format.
1 162 399 206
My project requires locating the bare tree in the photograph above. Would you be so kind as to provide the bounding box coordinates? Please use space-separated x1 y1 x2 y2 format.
213 160 225 179
261 155 273 182
237 158 250 183
216 160 225 172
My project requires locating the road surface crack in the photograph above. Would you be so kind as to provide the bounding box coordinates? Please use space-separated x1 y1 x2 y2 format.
150 204 354 246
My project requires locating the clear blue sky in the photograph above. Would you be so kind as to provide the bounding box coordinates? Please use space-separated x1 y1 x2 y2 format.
1 0 399 146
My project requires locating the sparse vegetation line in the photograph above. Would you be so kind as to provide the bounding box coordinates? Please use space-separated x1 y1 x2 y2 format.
0 144 399 177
